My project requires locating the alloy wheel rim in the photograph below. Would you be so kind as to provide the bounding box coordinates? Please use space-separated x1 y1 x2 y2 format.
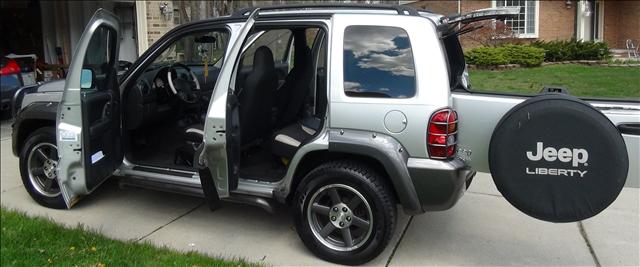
307 184 373 252
27 142 60 197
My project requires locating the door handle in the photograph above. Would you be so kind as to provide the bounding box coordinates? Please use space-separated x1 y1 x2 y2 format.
618 123 640 135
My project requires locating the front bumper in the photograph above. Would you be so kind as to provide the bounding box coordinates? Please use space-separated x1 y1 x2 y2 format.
407 157 476 211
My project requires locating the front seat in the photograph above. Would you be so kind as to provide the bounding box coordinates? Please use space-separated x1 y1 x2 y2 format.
238 46 278 145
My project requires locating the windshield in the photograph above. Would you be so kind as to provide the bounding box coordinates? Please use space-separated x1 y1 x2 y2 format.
152 31 229 68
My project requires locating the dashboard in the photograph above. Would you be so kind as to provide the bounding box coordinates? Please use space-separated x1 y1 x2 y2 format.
124 64 222 130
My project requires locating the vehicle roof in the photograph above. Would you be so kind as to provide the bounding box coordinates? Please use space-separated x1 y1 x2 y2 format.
228 4 443 24
139 4 444 63
166 4 445 38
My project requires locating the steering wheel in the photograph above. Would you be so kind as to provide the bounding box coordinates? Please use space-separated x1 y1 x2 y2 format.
167 63 201 104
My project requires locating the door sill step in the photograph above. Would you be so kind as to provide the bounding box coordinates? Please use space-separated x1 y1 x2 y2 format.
118 177 203 198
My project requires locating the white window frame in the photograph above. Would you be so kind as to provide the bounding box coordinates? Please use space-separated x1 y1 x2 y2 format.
492 0 539 38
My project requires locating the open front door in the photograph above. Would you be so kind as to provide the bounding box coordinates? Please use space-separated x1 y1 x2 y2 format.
57 9 122 208
200 9 258 202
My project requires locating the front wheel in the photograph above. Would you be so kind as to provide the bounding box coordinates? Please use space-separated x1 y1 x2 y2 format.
293 161 396 265
19 127 66 209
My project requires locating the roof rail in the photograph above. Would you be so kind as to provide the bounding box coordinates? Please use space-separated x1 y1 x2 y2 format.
232 3 420 17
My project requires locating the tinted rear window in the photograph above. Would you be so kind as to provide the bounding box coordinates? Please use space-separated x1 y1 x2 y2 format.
343 25 416 98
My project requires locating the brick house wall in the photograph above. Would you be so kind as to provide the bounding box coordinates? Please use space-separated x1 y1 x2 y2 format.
459 0 491 14
407 0 640 50
145 1 176 47
538 1 575 41
604 1 640 49
141 0 638 51
410 0 458 15
410 1 576 41
141 0 400 51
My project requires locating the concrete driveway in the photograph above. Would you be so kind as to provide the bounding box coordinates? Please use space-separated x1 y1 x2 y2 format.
1 120 638 266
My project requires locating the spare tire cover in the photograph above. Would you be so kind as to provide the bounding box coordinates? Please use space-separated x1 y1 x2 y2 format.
489 94 628 223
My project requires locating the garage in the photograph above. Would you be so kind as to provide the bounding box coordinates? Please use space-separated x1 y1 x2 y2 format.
1 0 142 117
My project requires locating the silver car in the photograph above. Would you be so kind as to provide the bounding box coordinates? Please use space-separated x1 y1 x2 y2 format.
11 5 639 265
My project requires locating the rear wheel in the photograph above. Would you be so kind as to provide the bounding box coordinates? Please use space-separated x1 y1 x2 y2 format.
293 161 396 265
19 127 66 209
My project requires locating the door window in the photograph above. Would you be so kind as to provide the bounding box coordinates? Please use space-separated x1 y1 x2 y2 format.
82 26 117 91
241 29 292 68
343 25 416 99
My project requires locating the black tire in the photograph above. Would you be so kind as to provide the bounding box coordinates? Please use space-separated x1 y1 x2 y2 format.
293 161 396 265
489 94 628 222
19 127 66 209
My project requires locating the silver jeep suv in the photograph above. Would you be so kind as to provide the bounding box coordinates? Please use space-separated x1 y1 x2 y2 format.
11 4 638 265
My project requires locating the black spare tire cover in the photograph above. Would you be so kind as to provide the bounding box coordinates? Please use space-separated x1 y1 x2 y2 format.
489 94 628 223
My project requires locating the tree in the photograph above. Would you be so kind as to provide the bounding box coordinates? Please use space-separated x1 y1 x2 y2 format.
460 20 519 47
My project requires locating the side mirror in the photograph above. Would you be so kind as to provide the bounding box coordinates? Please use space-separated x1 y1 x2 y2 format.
80 68 94 89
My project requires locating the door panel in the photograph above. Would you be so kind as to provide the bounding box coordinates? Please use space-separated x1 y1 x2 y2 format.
57 9 121 207
81 89 120 189
452 92 525 172
202 10 258 199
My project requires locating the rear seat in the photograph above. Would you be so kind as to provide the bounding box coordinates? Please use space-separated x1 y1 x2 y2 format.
271 117 321 159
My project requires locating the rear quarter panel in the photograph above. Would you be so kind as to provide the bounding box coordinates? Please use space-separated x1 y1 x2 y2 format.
329 14 450 158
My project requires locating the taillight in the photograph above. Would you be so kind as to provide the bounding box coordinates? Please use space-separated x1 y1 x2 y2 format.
427 108 458 159
0 59 21 76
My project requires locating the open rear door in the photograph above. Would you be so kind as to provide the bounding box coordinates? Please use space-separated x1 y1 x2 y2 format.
57 9 122 208
438 7 519 35
443 7 637 223
200 9 258 203
454 92 637 223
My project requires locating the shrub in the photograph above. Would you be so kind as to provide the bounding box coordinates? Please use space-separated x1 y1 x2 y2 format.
500 44 545 66
464 47 509 66
464 45 544 66
531 39 611 61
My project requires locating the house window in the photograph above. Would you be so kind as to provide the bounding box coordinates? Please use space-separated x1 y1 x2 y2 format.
494 0 538 38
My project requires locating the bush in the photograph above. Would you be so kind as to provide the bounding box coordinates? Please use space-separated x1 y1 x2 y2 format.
500 44 545 66
464 45 544 66
531 39 611 61
464 47 509 66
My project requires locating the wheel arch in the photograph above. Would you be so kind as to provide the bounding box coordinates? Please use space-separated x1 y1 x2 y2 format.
12 102 58 156
287 150 393 199
285 129 423 215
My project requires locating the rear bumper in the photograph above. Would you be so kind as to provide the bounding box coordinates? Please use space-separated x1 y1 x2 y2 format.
407 157 476 211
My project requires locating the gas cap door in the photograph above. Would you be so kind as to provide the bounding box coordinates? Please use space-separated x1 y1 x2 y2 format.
384 110 408 133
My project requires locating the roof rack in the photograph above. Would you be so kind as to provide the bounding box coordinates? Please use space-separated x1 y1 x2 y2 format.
232 3 421 17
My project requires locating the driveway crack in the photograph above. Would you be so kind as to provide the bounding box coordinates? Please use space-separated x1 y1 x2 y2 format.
135 201 204 242
1 185 24 193
578 221 601 267
385 215 414 267
467 191 503 198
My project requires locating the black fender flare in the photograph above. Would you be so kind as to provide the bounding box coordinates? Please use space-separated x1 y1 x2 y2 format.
12 101 58 156
328 129 423 214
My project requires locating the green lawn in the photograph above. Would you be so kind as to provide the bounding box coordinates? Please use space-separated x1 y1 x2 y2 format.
469 64 640 99
1 207 258 267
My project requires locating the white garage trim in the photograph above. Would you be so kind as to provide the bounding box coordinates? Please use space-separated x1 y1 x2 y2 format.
135 1 149 54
